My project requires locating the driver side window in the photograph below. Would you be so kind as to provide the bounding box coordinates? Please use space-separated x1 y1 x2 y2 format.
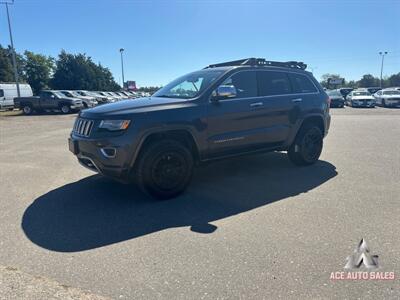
219 71 257 99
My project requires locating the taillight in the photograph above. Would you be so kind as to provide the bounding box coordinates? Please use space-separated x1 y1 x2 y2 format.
326 96 331 111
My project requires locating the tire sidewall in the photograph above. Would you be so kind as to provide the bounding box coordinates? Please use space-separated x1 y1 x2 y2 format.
60 104 70 114
137 140 194 199
22 105 33 115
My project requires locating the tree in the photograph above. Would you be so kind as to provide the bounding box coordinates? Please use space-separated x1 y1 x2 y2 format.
357 74 379 88
0 44 16 82
24 51 54 94
387 73 400 87
50 50 120 91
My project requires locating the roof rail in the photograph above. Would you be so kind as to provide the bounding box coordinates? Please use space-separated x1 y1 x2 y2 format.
204 58 307 70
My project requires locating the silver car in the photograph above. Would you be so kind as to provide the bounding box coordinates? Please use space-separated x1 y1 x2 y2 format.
346 90 375 108
373 89 400 108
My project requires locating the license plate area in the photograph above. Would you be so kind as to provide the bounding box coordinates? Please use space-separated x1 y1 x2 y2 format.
68 138 79 154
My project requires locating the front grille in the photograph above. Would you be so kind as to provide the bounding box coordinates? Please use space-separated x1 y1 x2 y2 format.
73 118 94 137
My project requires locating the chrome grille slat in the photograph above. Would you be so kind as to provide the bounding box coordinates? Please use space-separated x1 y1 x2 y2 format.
73 118 94 137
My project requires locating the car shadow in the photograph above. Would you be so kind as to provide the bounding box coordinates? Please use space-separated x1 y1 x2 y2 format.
22 152 337 252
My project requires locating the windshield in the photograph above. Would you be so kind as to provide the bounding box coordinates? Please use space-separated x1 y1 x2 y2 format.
383 90 400 95
53 91 65 98
327 90 342 97
153 70 225 99
353 91 370 96
68 91 81 97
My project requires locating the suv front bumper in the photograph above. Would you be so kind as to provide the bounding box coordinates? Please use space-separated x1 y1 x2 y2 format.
68 134 137 181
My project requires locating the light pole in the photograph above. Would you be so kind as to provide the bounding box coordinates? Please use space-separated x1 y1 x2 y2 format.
379 51 388 88
119 48 125 90
1 0 20 97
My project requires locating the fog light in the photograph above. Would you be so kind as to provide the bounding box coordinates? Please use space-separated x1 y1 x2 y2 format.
100 147 116 158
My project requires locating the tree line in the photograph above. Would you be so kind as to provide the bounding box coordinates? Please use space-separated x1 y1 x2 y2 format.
1 44 399 95
0 44 120 94
320 73 400 89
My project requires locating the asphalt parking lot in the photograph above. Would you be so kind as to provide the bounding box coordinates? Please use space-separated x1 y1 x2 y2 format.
0 107 399 299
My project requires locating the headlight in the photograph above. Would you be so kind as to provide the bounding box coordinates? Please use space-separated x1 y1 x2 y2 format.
99 120 131 131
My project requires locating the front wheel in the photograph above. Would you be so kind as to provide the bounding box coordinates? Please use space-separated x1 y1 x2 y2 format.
288 124 323 166
22 104 33 115
135 139 194 199
60 104 71 114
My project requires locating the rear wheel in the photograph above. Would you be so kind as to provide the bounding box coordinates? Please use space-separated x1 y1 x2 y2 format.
135 139 194 199
60 104 71 114
22 104 33 115
288 124 323 166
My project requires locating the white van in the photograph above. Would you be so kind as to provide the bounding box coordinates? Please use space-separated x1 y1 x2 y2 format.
0 83 33 110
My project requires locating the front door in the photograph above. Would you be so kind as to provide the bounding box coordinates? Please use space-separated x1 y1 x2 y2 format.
206 70 279 157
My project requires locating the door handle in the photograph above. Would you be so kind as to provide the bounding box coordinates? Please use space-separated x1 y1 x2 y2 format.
292 98 302 103
250 102 263 107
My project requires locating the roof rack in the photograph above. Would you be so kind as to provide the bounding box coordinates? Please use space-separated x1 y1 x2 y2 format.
204 58 307 70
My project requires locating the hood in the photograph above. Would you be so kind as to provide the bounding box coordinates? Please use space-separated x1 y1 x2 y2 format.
80 96 192 118
381 94 400 99
65 97 83 102
352 95 374 100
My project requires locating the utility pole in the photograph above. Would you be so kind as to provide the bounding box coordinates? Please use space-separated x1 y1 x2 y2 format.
1 0 20 97
379 51 388 88
119 48 125 90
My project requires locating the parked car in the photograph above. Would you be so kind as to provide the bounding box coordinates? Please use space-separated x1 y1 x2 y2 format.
119 91 133 98
59 90 98 108
373 89 400 108
0 83 33 110
326 90 345 108
96 92 116 103
366 87 381 94
14 90 84 115
337 88 353 99
76 91 108 105
345 90 375 108
68 58 330 199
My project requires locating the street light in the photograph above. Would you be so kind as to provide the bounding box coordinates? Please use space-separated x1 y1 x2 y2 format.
119 48 125 90
1 0 20 97
379 51 388 88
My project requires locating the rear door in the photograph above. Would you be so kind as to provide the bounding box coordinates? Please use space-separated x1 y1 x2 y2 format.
256 70 298 143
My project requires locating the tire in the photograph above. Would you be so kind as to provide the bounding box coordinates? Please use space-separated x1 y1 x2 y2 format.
22 104 33 115
382 100 386 108
288 124 323 166
135 139 194 200
83 102 88 109
60 104 71 114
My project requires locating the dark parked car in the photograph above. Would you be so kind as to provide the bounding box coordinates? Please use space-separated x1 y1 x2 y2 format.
338 88 353 99
69 58 331 199
373 89 400 107
326 90 345 108
15 90 84 115
366 87 381 95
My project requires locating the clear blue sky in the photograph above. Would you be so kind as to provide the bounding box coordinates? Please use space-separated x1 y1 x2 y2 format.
1 0 399 87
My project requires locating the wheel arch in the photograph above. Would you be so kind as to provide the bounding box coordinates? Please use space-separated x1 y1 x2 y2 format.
131 128 201 168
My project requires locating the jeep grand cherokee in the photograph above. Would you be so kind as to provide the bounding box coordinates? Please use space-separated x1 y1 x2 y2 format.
69 58 331 199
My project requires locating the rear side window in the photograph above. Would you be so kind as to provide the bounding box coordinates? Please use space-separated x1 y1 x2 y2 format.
221 71 257 99
257 71 291 96
288 73 318 93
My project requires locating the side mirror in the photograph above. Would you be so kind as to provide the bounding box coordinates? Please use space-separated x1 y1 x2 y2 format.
212 85 237 101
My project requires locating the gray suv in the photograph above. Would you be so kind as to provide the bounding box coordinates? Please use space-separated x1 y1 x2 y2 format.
69 58 331 199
